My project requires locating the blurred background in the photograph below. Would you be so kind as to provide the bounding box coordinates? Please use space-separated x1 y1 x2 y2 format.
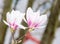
0 0 60 44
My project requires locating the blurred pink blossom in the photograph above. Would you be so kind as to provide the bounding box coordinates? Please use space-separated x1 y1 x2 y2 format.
24 7 47 30
3 10 26 30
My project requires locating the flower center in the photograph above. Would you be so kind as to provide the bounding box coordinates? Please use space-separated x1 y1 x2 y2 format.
9 22 18 30
28 28 34 32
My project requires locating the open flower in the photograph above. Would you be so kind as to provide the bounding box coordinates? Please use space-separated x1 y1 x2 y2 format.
3 10 26 30
24 7 47 31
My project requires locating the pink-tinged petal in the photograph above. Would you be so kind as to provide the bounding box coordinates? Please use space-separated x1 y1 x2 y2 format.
6 10 25 25
30 23 39 28
12 24 18 30
27 19 32 26
9 22 18 30
26 7 41 29
26 8 41 23
35 25 47 29
6 10 25 30
15 12 25 25
34 23 39 27
26 7 34 21
38 15 47 26
35 15 48 29
26 7 47 29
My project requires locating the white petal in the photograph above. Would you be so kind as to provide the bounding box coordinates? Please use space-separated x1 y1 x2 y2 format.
3 20 10 26
26 7 34 21
6 12 11 22
11 10 15 13
27 7 33 14
18 24 27 30
15 12 25 25
6 11 14 23
35 10 40 16
35 25 47 29
38 15 48 26
6 10 25 25
23 17 27 23
26 7 41 23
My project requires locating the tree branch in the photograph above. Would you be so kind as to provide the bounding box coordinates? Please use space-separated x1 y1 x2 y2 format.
41 0 60 44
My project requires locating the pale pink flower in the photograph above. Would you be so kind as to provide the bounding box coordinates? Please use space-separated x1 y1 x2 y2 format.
24 7 47 29
3 10 26 30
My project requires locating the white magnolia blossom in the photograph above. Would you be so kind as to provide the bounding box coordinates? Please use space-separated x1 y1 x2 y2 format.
24 7 47 29
3 10 26 30
23 7 48 44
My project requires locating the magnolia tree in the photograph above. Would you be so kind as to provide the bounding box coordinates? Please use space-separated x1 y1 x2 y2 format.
3 7 47 44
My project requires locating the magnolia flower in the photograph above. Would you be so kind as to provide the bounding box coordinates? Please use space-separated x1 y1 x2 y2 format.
3 10 26 30
24 7 47 31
